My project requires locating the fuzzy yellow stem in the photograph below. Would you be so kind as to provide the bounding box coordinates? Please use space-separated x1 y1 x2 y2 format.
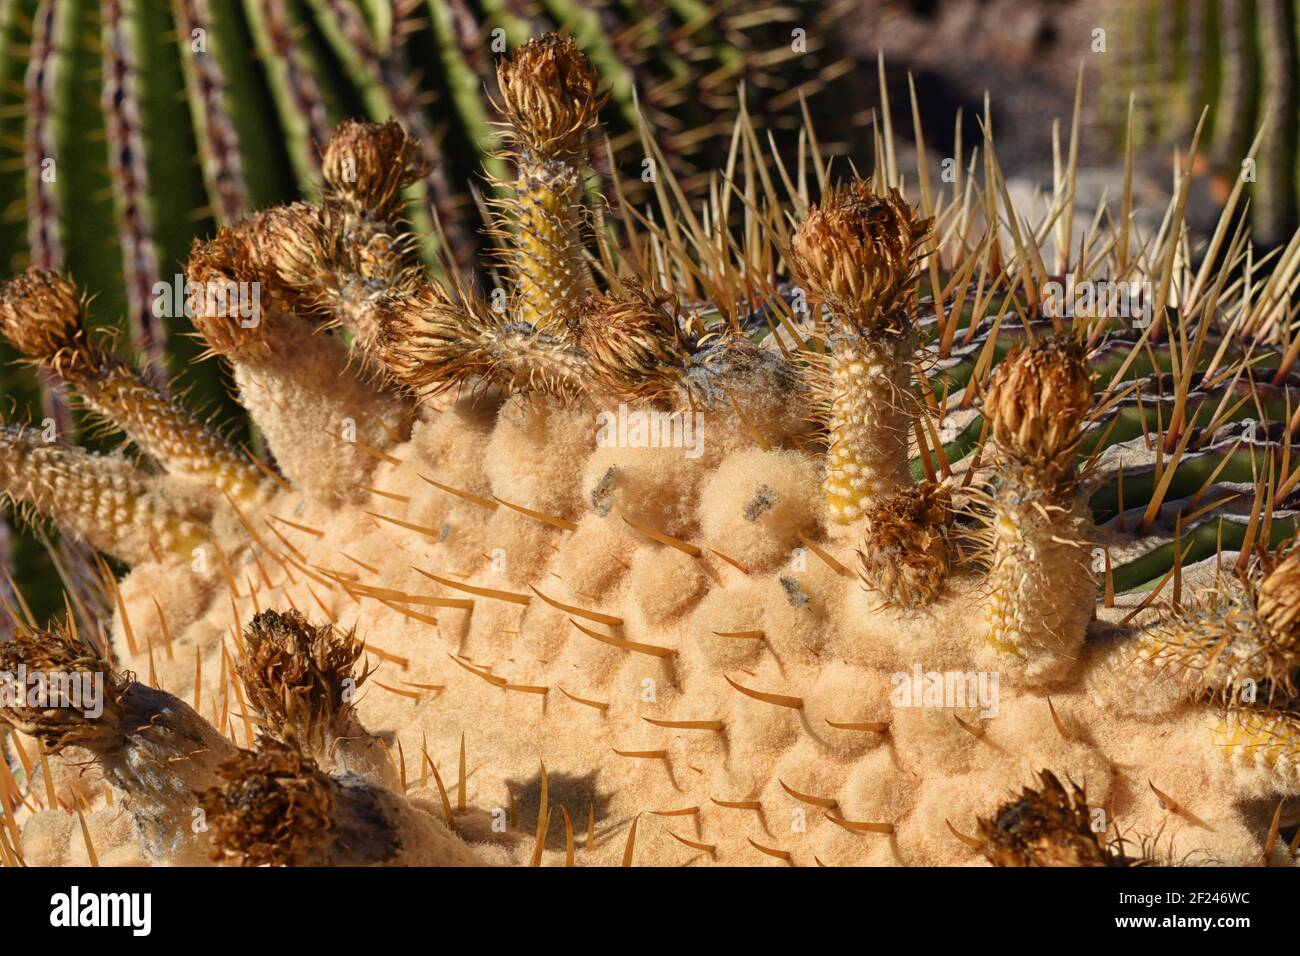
513 160 594 331
986 490 1094 682
825 333 915 523
76 363 268 505
0 424 206 564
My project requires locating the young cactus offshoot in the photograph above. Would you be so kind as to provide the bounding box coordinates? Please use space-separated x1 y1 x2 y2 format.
982 334 1097 683
791 180 931 523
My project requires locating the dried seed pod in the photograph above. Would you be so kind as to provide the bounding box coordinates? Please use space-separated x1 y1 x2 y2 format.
321 120 426 221
496 34 604 163
857 481 952 608
199 736 482 866
790 181 929 333
0 269 269 504
791 179 931 522
578 288 689 405
984 333 1094 483
977 770 1142 867
0 624 238 862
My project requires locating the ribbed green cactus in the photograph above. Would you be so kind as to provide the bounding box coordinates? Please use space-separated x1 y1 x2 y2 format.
1108 0 1299 246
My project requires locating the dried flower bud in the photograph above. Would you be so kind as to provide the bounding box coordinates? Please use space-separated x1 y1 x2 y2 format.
496 34 604 161
321 120 426 219
983 333 1093 472
379 281 588 400
199 737 337 867
0 269 89 370
790 180 929 331
1256 550 1300 651
578 287 692 404
977 770 1139 867
186 204 321 358
199 735 481 866
857 481 952 608
237 609 370 750
0 624 121 752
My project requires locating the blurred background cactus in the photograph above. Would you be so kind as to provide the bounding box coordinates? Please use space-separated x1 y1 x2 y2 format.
1106 0 1299 249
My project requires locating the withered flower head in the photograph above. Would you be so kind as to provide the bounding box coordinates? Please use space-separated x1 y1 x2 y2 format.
790 179 930 331
237 609 368 747
1256 550 1300 651
983 333 1093 470
496 34 605 161
857 481 952 608
377 280 492 394
577 286 693 404
186 204 320 357
0 269 88 366
977 770 1140 867
379 280 587 401
0 623 122 753
321 120 426 219
199 736 335 867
